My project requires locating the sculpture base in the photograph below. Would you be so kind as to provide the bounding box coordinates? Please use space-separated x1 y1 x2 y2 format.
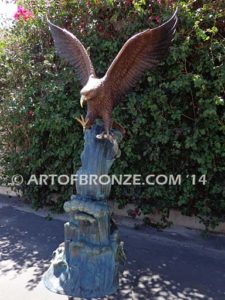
43 123 125 298
43 196 125 298
43 243 121 298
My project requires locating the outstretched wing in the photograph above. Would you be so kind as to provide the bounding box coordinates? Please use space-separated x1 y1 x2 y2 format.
48 19 96 86
104 9 178 104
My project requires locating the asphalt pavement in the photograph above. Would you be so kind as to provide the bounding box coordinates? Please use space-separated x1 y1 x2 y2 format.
0 192 225 300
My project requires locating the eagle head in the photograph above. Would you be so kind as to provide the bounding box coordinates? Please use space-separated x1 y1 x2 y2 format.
80 76 103 108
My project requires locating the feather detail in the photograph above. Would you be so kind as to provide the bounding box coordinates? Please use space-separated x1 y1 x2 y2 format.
104 9 178 105
47 19 96 87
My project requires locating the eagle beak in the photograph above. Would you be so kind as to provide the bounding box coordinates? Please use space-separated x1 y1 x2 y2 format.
80 95 87 108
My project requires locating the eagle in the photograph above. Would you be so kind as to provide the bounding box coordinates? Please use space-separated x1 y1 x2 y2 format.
48 9 178 142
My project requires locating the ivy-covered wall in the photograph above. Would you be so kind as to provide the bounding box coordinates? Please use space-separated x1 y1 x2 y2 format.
0 0 225 229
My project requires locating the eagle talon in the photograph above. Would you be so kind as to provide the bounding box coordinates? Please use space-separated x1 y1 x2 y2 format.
96 131 107 140
75 115 89 132
96 131 115 144
96 131 119 153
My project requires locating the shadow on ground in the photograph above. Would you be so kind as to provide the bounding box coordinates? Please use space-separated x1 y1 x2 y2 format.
0 206 63 291
0 205 224 300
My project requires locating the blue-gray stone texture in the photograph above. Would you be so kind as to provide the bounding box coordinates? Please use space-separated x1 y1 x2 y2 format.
43 122 126 298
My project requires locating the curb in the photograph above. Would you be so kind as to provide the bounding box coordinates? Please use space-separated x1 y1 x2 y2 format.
1 186 225 235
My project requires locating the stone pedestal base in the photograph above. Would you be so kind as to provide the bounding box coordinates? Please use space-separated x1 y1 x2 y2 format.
43 122 125 298
43 196 125 298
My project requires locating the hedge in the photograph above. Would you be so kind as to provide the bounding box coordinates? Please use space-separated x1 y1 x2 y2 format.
0 0 225 229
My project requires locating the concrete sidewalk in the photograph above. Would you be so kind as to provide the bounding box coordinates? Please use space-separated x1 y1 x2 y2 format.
0 193 225 300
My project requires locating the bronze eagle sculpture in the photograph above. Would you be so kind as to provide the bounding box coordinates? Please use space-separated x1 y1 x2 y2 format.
48 9 178 142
